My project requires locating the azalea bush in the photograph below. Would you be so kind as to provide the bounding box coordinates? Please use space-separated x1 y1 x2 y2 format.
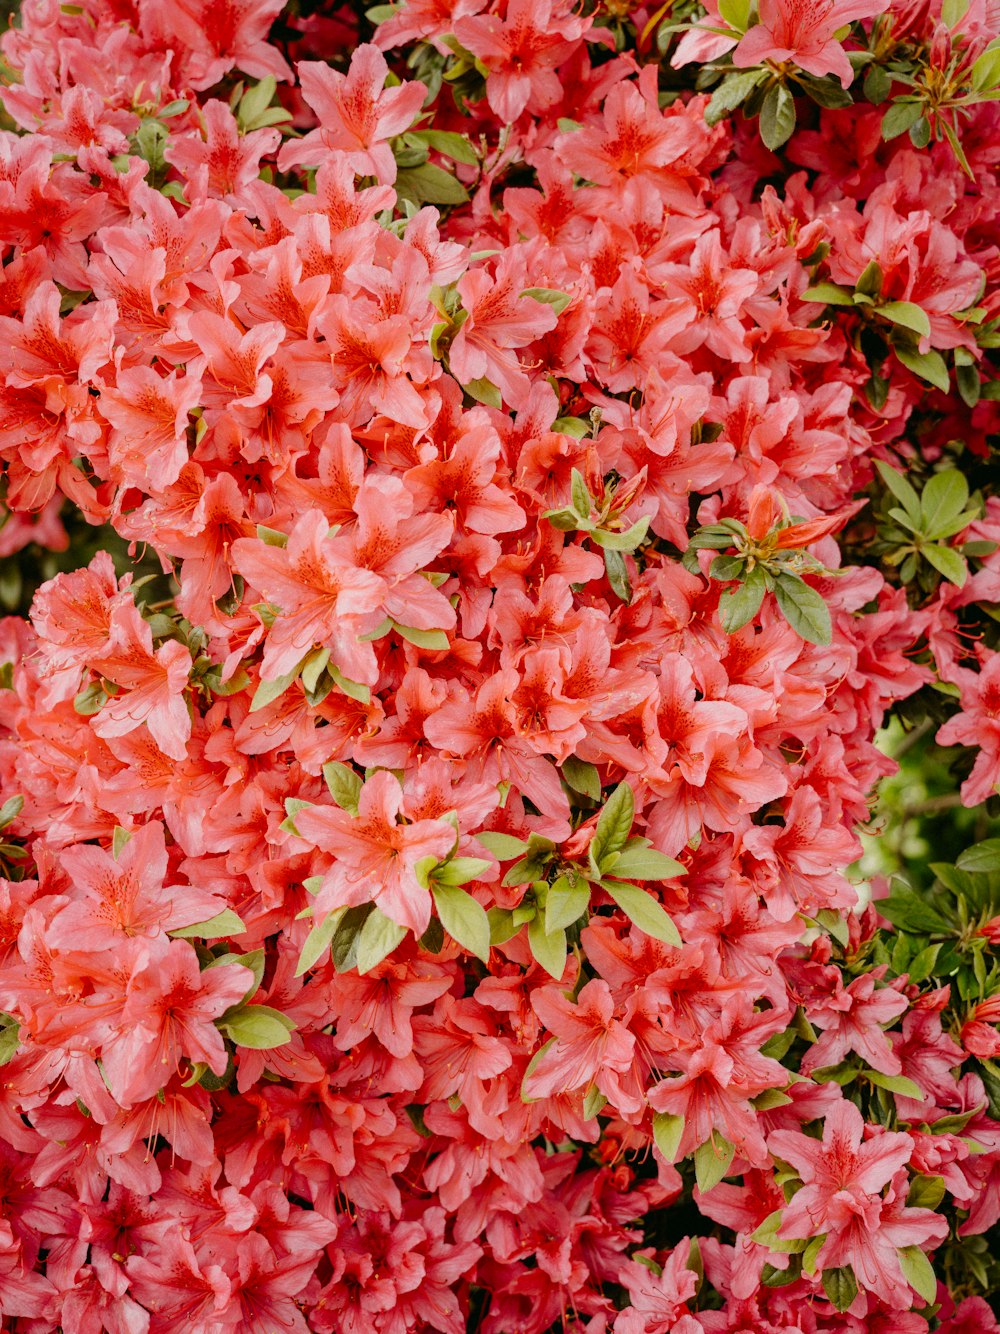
1 0 1000 1327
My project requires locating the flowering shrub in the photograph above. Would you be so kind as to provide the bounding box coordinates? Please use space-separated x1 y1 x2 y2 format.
0 0 999 1327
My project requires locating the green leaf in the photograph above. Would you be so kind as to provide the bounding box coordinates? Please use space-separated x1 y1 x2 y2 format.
590 516 650 552
719 565 767 633
971 44 1000 91
323 761 363 814
391 621 450 650
328 666 371 704
571 472 591 519
521 287 571 316
487 906 520 944
395 162 469 207
603 880 682 946
433 857 491 887
591 782 635 873
0 795 24 830
582 1083 607 1119
694 1135 735 1192
170 908 246 940
893 344 950 392
897 1246 936 1304
957 839 1000 873
520 1036 557 1101
922 542 967 587
432 882 490 962
863 63 892 105
0 1015 19 1067
822 1266 858 1312
545 875 591 933
561 756 601 801
879 301 931 338
300 647 329 693
609 841 686 881
111 826 132 860
920 470 969 534
604 548 632 603
877 887 951 934
410 128 478 164
219 1003 295 1049
652 1111 685 1162
881 99 924 140
475 831 530 860
802 282 855 306
772 573 832 646
355 908 407 973
250 667 299 712
717 0 750 28
798 74 854 109
464 376 502 408
865 1071 924 1100
759 83 796 151
875 460 923 520
295 908 345 975
907 1175 946 1210
527 915 567 980
74 681 107 715
705 70 767 125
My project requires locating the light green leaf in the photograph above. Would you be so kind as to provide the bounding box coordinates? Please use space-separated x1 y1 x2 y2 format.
250 667 299 712
922 542 967 587
391 621 451 650
717 0 750 29
604 548 632 603
395 162 469 206
545 875 591 933
583 1083 607 1119
957 838 1000 872
521 287 571 316
772 573 832 646
527 915 567 980
897 1246 937 1304
171 908 246 940
410 128 478 164
520 1037 557 1102
879 301 931 338
893 344 950 392
907 1175 946 1210
295 907 346 975
603 880 682 946
802 282 855 306
561 756 601 801
694 1135 735 1192
323 761 362 814
866 1070 924 1100
590 516 650 552
219 1003 295 1049
475 831 530 860
355 907 408 974
591 781 635 873
111 825 131 858
652 1111 685 1162
432 882 491 962
328 666 371 704
487 906 519 944
609 841 686 881
464 376 502 408
920 470 969 535
875 460 922 520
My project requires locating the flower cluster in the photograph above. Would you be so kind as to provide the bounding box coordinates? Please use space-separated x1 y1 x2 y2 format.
0 0 998 1330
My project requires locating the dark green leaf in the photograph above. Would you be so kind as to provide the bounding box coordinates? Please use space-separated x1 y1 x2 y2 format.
822 1266 859 1312
759 83 796 151
719 565 766 633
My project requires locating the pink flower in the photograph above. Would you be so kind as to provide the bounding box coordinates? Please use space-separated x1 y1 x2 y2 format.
295 770 457 933
733 0 883 88
802 972 909 1076
101 940 252 1106
278 45 426 181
